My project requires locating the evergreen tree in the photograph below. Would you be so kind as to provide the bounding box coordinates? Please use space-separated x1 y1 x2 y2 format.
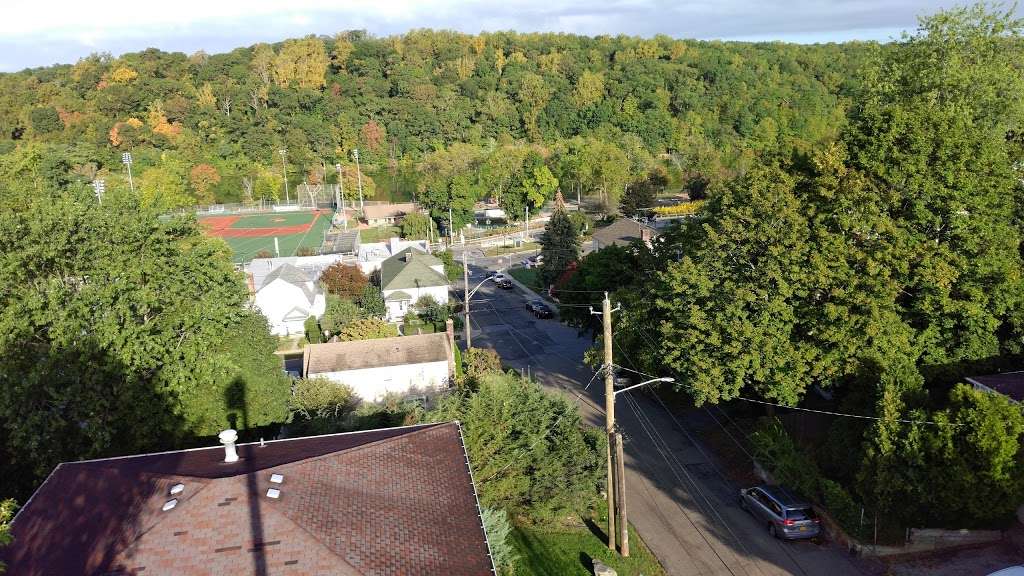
538 192 580 287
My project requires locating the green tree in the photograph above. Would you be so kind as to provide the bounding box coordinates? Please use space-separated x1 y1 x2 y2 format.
435 250 464 281
413 294 451 325
426 371 605 521
0 190 285 499
29 107 62 134
137 164 191 211
400 211 432 240
356 284 386 318
539 195 580 287
338 318 398 341
481 508 517 574
0 498 13 574
321 296 362 335
290 377 355 420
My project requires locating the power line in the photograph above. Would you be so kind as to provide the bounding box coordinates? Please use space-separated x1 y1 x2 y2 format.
734 397 960 427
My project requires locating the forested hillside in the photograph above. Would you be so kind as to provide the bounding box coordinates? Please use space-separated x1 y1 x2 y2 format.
0 31 874 221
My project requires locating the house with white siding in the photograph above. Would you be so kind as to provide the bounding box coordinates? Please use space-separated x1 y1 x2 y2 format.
379 247 449 322
301 329 455 403
253 263 326 336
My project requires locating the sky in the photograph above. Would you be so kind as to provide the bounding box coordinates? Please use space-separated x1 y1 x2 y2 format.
0 0 963 72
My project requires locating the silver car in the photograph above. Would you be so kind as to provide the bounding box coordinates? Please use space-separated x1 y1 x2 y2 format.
739 485 821 540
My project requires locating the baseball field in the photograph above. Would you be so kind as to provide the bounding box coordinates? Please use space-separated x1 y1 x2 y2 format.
199 210 332 263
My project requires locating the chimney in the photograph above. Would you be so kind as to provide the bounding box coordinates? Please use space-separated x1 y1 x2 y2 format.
445 318 456 378
389 237 401 254
219 429 239 463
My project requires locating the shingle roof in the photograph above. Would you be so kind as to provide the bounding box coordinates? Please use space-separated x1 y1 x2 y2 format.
591 218 658 248
260 263 319 303
379 247 447 291
1 423 494 576
303 332 452 374
362 203 418 220
384 290 413 302
966 371 1024 402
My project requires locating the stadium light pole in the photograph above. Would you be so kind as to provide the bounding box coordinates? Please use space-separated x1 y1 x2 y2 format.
92 179 105 204
279 149 290 204
335 162 347 230
352 148 364 212
121 152 134 194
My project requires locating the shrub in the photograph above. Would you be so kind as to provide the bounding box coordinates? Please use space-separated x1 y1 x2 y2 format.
427 372 605 521
256 249 273 258
356 284 386 318
482 508 517 573
290 377 355 420
304 316 322 343
321 296 362 335
414 294 451 324
653 201 705 217
463 348 502 390
295 246 316 256
337 318 398 341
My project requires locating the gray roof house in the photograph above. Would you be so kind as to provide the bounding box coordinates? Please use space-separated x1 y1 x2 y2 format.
253 263 327 336
591 218 659 251
379 248 449 322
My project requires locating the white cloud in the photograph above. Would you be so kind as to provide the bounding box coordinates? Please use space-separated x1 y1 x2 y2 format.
0 0 964 71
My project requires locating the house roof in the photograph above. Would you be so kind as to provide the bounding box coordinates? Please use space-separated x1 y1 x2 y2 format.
966 371 1024 403
1 423 493 576
380 247 447 291
362 203 418 220
591 218 658 248
260 263 319 304
303 332 452 374
322 229 361 255
385 290 413 302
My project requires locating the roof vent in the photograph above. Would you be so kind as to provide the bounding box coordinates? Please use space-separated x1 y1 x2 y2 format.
266 488 281 499
169 483 184 496
270 473 284 484
162 499 178 511
218 429 239 463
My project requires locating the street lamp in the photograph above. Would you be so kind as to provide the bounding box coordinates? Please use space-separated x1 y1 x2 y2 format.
279 149 289 204
612 376 674 397
351 148 364 212
462 267 502 349
92 179 105 204
121 152 134 194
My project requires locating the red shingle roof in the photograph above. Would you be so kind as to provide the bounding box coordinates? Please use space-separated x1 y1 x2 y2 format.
1 423 494 576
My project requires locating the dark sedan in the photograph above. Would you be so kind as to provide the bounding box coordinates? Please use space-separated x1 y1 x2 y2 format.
530 301 554 318
497 278 514 289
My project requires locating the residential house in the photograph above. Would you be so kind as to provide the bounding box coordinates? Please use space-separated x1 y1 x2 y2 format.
0 423 495 576
356 237 430 275
591 217 659 251
379 247 449 322
247 254 351 291
966 371 1024 403
362 202 418 227
253 263 326 336
302 330 455 403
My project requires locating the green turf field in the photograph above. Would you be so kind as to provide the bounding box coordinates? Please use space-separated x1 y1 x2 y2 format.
203 212 333 263
224 212 317 228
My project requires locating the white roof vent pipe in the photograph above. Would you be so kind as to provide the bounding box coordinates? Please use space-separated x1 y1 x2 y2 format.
219 429 239 463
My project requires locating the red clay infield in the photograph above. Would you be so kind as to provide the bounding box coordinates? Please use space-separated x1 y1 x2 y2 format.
200 212 322 238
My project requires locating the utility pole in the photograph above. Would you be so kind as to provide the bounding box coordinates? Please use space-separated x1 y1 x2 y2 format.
352 148 364 212
462 237 471 348
525 205 530 243
121 152 134 195
616 431 629 556
449 206 454 246
279 149 289 204
592 293 620 552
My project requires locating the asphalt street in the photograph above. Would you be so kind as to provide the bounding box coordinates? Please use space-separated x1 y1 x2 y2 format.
457 253 877 576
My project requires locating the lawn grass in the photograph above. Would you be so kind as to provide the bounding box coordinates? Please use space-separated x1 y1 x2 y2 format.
510 512 665 576
360 225 402 243
220 211 332 263
509 267 541 292
484 241 540 257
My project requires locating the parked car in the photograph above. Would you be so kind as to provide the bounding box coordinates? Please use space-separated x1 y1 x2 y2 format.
739 485 820 540
530 301 554 318
491 272 507 283
521 254 544 268
497 278 513 289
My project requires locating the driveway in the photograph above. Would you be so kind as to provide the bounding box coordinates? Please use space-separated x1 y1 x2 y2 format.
458 255 878 576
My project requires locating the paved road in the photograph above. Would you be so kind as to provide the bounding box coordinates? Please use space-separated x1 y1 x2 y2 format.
457 255 877 576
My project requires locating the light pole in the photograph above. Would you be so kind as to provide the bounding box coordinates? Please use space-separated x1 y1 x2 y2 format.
335 163 346 230
463 268 500 349
279 149 289 204
351 148 364 212
121 152 134 195
92 179 105 204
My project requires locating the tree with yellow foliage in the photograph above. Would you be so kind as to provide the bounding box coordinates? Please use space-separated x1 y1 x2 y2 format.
273 37 328 89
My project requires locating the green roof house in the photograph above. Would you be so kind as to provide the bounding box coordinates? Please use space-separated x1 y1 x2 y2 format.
380 247 449 322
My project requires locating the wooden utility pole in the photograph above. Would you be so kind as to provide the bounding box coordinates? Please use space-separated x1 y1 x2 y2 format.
615 432 629 556
601 294 616 551
463 241 471 348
